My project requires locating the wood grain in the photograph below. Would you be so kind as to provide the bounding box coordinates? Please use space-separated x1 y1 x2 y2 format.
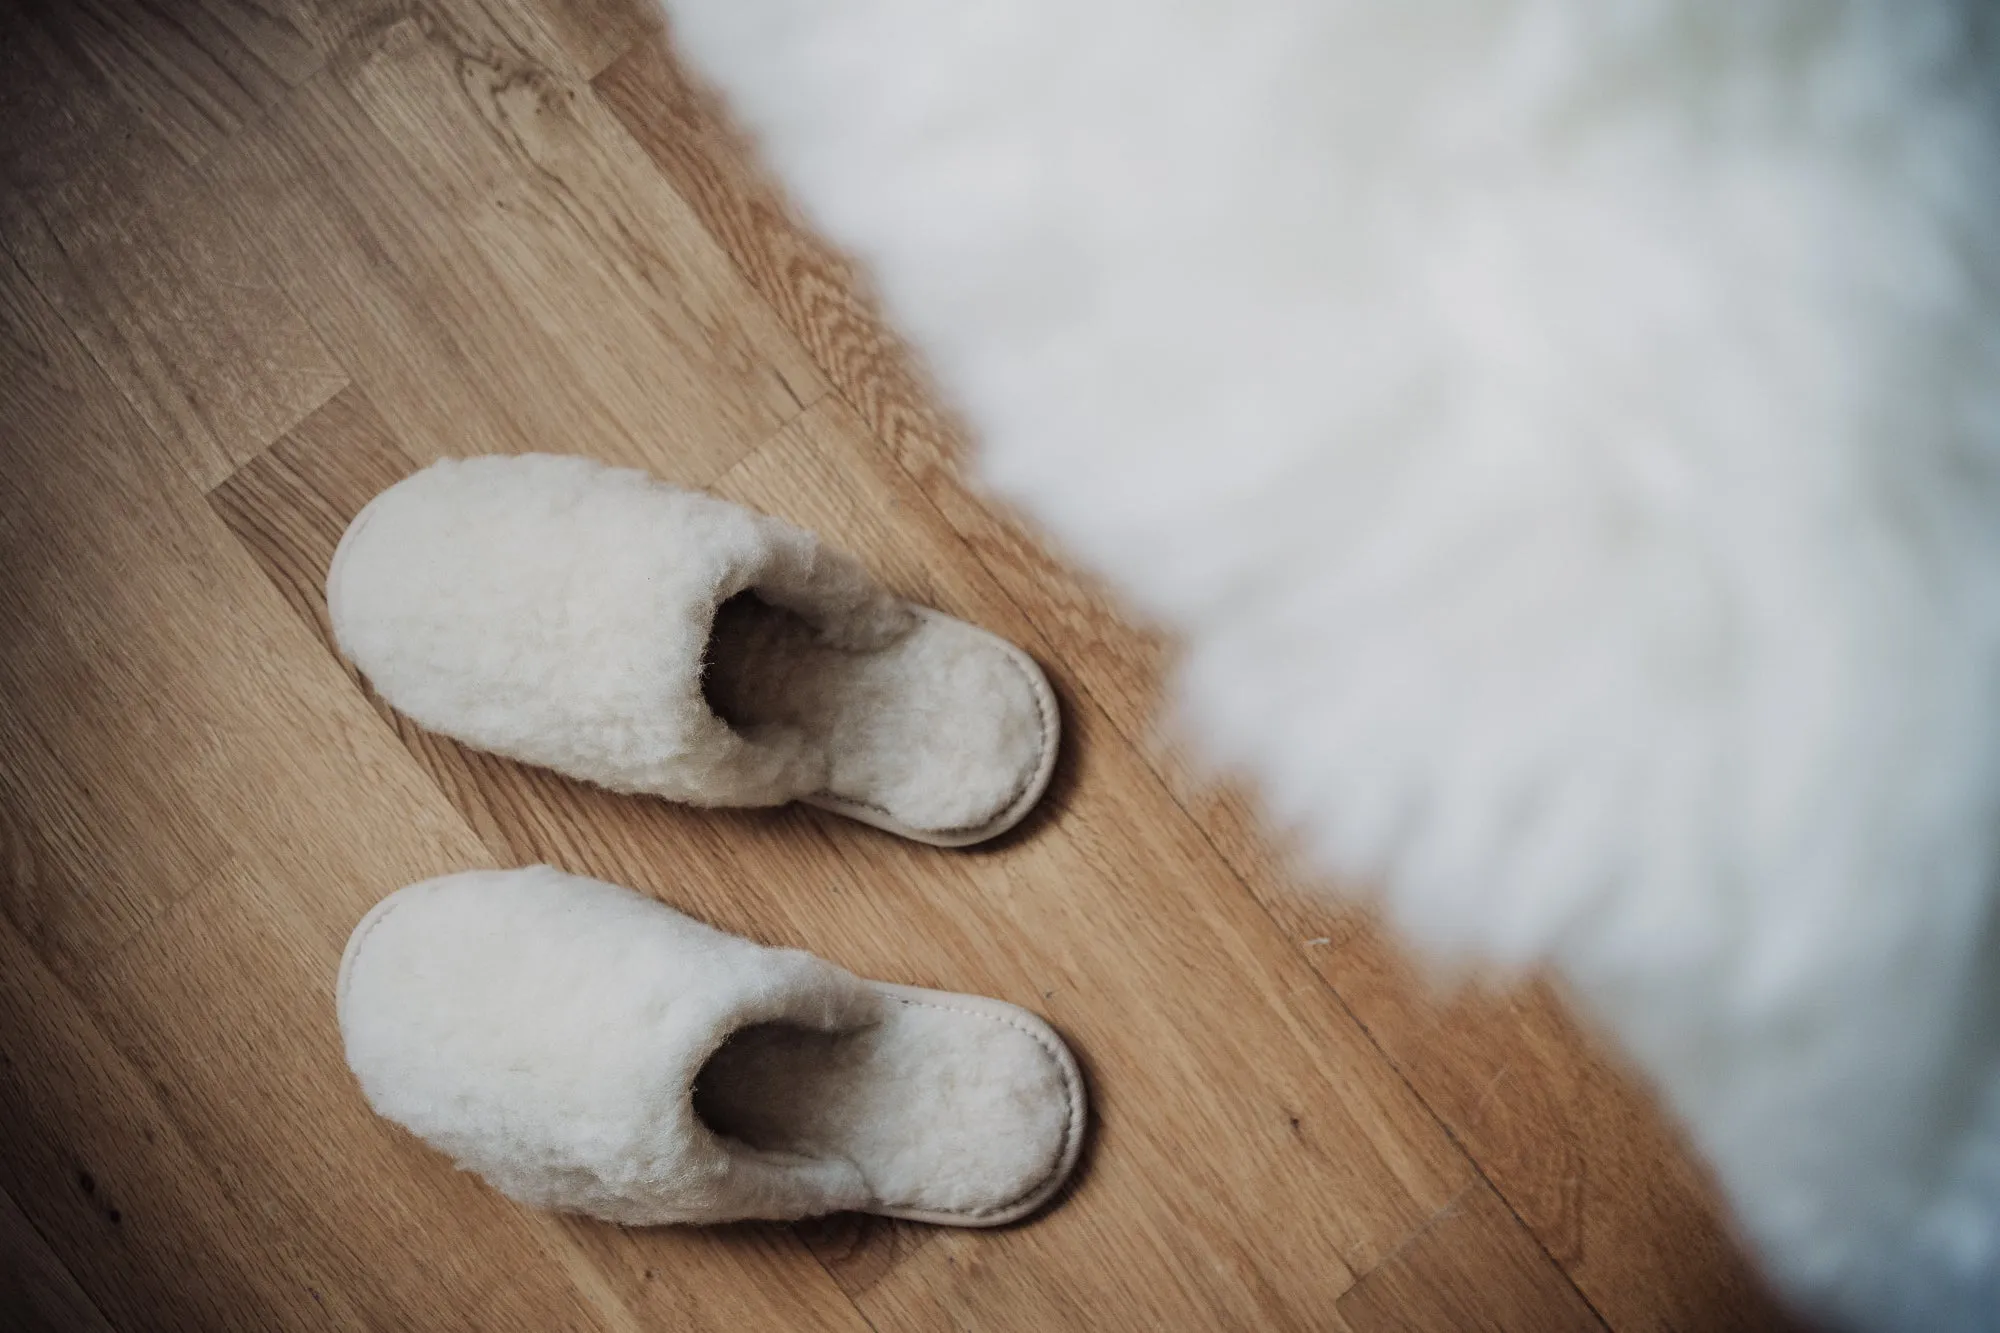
0 0 311 198
1338 1180 1607 1333
0 902 350 1331
0 1 1813 1327
1 156 347 491
200 12 818 486
0 1184 112 1333
1316 920 1800 1332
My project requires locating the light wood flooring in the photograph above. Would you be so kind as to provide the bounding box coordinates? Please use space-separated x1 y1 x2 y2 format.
0 1 1806 1328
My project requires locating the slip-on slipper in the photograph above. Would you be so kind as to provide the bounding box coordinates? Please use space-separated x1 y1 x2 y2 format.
337 866 1086 1227
327 455 1058 846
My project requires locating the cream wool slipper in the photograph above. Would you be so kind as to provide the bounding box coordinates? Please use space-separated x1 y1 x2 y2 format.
338 866 1086 1227
326 455 1058 846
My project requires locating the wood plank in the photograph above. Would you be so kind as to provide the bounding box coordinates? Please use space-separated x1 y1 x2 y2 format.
0 0 311 189
336 12 821 460
594 31 949 478
420 0 657 81
0 693 229 980
0 3 181 235
0 1185 113 1333
0 246 453 975
0 248 238 970
190 0 325 86
0 230 573 1328
280 0 651 80
59 0 308 160
0 907 346 1330
200 25 817 491
1338 1180 1606 1333
1 156 347 491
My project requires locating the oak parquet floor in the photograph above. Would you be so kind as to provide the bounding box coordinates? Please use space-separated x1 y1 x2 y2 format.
0 2 1800 1327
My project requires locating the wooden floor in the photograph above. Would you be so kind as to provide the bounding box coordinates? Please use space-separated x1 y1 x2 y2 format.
0 1 1804 1328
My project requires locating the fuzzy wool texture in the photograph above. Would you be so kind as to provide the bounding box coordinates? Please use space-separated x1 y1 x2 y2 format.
329 454 1050 836
338 867 1080 1225
659 3 2000 1327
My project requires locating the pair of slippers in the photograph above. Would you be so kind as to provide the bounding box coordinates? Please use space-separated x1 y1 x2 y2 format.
329 455 1084 1228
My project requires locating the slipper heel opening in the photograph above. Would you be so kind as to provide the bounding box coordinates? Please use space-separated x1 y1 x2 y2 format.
704 595 1053 842
690 993 1080 1225
690 1017 865 1164
699 592 803 735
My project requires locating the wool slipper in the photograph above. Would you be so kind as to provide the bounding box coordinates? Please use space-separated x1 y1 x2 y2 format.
337 866 1086 1227
326 455 1058 846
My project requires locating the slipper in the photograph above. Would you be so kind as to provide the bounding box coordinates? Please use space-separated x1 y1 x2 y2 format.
326 455 1059 846
337 866 1087 1227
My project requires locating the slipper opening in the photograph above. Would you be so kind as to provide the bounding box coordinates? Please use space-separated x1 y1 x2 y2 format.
702 594 1050 837
690 993 1077 1222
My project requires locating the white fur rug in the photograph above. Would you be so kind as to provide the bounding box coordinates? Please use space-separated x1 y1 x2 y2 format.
659 3 2000 1327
